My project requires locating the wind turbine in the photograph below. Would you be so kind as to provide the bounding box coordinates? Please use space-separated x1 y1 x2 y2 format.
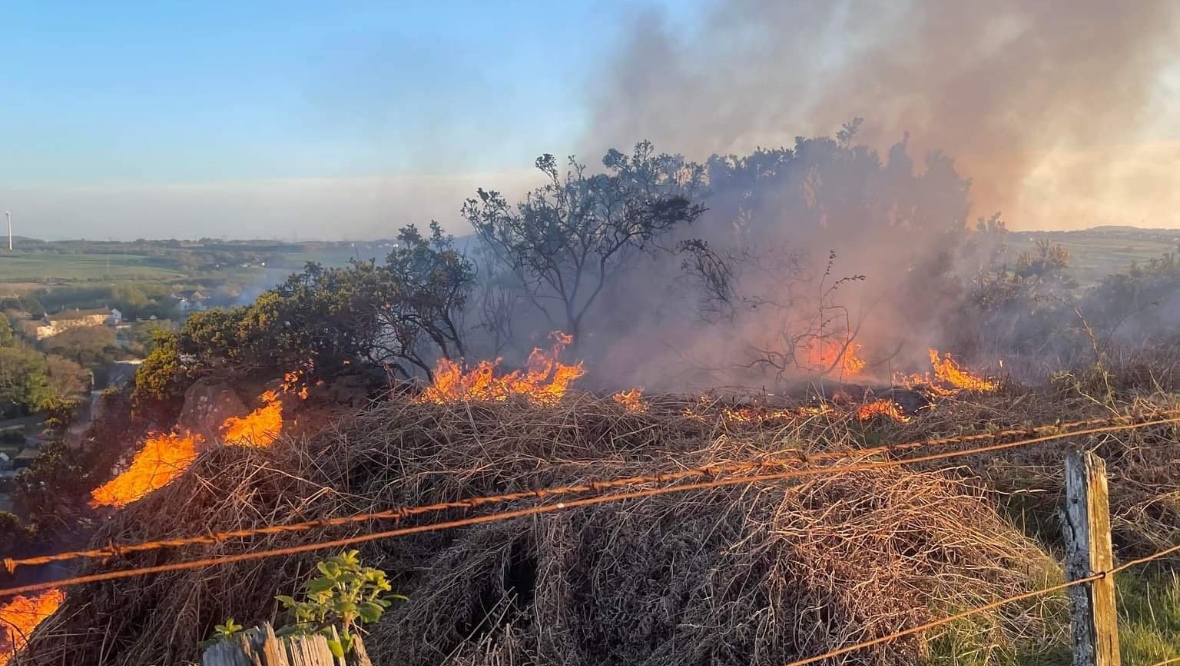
4 211 10 251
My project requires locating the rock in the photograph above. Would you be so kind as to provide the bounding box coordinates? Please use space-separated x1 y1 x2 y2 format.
176 377 249 450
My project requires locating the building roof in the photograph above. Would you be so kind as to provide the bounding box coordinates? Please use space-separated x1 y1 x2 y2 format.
43 307 111 322
172 289 207 300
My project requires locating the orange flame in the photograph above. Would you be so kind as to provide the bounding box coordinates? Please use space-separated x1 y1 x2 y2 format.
90 431 201 508
282 370 310 400
92 383 294 508
220 390 284 448
804 338 865 376
0 589 64 664
612 388 646 413
855 399 910 423
897 349 998 396
418 332 586 405
929 349 998 393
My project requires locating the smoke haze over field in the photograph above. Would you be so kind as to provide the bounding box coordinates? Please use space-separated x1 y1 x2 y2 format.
0 172 540 241
588 0 1180 230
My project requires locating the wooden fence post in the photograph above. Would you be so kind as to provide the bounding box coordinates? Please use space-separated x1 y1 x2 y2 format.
1063 450 1120 666
201 623 373 666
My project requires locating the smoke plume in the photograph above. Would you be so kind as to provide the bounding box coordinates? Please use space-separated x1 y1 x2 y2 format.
587 0 1180 229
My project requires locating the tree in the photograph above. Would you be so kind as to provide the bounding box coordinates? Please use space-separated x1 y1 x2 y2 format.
13 439 91 528
126 319 177 357
369 222 475 377
45 354 90 401
0 312 14 347
131 329 192 422
41 325 120 368
465 142 706 341
0 512 36 561
0 346 51 416
152 228 475 386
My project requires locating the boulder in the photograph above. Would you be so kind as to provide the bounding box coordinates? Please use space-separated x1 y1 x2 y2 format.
176 377 249 450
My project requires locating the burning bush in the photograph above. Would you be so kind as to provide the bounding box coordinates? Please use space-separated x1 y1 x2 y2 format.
17 391 1111 666
0 590 63 665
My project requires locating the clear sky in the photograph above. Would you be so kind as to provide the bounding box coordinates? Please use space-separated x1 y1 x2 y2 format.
4 1 1175 239
0 0 708 239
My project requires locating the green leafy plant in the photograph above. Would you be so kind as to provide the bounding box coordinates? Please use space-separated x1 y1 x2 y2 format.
275 550 406 657
212 618 244 641
198 617 245 651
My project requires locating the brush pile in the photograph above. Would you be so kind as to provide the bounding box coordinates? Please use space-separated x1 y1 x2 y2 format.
15 388 1180 666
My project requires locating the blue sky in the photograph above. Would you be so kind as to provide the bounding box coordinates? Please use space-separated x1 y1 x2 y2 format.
3 1 1174 238
1 0 710 187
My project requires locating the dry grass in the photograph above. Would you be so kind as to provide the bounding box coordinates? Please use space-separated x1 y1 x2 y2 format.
14 386 1180 666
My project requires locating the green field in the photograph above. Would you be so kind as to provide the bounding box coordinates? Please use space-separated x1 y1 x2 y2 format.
1007 230 1180 287
0 253 187 285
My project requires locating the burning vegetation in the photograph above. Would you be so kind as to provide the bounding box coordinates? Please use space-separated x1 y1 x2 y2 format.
855 399 910 423
34 387 1180 666
611 388 646 413
91 383 301 508
899 349 1000 396
19 31 1180 660
418 332 586 405
220 390 284 448
0 590 64 665
89 431 201 509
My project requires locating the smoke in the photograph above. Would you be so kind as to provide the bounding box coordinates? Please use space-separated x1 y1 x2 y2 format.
586 0 1180 230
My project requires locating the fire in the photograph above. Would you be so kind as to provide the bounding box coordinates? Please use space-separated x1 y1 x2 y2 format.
898 349 999 396
419 332 586 405
718 402 834 424
220 390 283 448
90 431 201 508
612 388 646 413
929 349 998 393
855 399 909 423
92 383 295 508
282 370 310 400
804 338 865 376
0 589 64 664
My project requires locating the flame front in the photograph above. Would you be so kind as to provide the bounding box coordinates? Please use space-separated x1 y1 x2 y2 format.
855 399 909 423
928 349 998 393
419 332 586 405
90 431 201 508
612 388 646 413
221 390 283 448
0 589 64 665
898 349 998 396
93 384 295 508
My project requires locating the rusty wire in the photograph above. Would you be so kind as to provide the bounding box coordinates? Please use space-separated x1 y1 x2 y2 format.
3 410 1168 576
0 415 1175 600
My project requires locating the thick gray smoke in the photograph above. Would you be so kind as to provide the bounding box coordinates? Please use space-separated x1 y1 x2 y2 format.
587 0 1180 230
540 0 1180 391
450 1 1180 393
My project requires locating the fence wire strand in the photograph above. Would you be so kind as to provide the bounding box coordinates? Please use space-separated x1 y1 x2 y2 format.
0 415 1176 601
4 410 1173 575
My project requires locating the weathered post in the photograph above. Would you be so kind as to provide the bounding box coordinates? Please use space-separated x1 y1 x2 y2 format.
201 623 373 666
1063 451 1120 666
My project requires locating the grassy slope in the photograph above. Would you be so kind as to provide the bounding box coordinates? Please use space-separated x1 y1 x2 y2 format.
1007 231 1179 288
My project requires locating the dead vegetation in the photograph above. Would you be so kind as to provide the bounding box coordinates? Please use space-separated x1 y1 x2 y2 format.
13 386 1180 666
